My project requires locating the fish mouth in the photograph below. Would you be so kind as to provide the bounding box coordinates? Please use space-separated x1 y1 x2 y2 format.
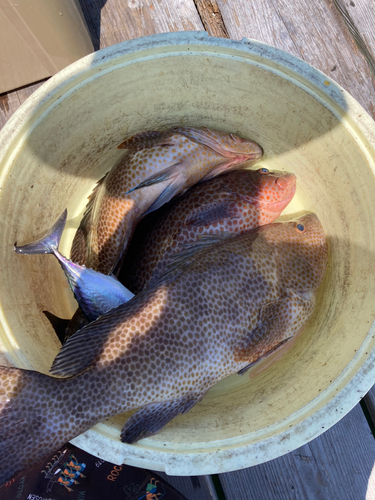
248 146 264 162
236 149 264 164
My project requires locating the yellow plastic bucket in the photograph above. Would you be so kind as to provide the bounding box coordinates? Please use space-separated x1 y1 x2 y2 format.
1 32 375 475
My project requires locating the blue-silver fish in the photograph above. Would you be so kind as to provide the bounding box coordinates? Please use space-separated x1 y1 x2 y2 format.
14 210 134 324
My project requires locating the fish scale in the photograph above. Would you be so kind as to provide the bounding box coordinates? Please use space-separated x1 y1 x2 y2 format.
120 168 296 293
0 212 327 483
71 127 263 274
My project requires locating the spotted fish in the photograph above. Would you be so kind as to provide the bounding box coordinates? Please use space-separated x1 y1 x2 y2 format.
120 167 296 293
0 213 327 483
14 209 134 324
70 127 263 274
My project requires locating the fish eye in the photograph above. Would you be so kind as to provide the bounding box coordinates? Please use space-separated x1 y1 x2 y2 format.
259 168 269 174
295 223 305 233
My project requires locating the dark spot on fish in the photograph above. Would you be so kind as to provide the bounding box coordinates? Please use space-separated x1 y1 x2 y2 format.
30 185 34 189
331 65 337 71
350 1 355 6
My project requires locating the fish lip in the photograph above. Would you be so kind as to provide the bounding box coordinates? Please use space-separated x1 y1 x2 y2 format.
248 147 264 161
236 150 263 163
225 144 263 161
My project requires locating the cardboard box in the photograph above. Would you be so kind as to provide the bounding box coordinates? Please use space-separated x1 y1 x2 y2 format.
0 0 94 94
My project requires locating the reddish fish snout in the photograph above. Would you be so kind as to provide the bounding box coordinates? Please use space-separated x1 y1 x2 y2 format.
275 172 296 190
275 177 288 190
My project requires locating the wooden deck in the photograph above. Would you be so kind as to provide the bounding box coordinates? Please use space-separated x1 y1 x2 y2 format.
1 0 375 498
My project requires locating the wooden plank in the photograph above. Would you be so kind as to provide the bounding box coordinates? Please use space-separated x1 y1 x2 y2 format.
16 79 47 104
219 404 375 500
0 89 20 130
333 0 375 74
78 0 204 50
0 0 204 130
157 473 219 500
1 1 375 498
216 0 375 119
193 0 229 38
0 79 47 131
364 389 375 428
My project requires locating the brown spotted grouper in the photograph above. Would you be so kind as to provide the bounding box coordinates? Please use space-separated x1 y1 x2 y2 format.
120 167 296 293
70 127 263 274
0 212 327 483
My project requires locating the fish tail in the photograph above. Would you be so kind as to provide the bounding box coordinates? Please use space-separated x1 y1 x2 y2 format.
0 365 93 484
43 310 71 344
14 209 67 256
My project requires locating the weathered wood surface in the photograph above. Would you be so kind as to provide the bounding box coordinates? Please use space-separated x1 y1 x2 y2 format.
0 79 47 130
158 473 219 500
219 404 375 499
2 0 375 499
215 0 375 118
77 0 203 50
333 0 375 76
0 0 204 129
193 0 229 38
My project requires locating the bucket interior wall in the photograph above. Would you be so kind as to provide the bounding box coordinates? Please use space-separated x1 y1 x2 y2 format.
1 38 375 472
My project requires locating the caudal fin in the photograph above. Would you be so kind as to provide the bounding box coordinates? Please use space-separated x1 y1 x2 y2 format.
14 209 67 255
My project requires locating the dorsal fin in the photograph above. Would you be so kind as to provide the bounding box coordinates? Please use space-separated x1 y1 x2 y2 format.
70 174 107 265
49 289 157 377
184 200 240 227
117 130 173 150
153 234 232 286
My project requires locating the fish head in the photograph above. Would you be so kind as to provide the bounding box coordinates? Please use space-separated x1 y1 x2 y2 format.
174 127 263 163
231 168 296 215
205 128 263 162
262 212 328 291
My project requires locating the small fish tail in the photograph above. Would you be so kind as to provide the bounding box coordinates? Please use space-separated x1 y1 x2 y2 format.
43 310 71 344
14 209 67 256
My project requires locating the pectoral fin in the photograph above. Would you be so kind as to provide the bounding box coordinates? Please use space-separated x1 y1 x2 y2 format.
117 131 173 150
125 162 186 195
237 337 291 375
125 162 189 217
184 200 240 227
121 395 202 443
234 291 315 366
142 174 187 217
155 234 231 284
